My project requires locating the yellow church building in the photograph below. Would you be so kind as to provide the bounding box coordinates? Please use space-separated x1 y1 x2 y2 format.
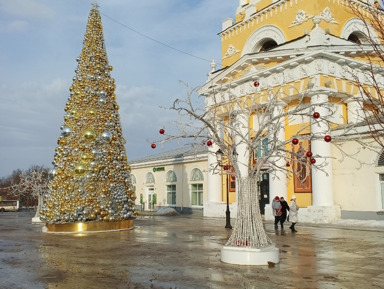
198 0 384 223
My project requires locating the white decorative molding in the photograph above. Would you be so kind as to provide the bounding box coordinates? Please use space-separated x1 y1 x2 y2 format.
242 25 286 56
289 7 338 28
244 64 267 76
289 10 314 27
224 44 240 59
319 7 338 24
329 62 336 74
341 17 379 43
315 59 324 72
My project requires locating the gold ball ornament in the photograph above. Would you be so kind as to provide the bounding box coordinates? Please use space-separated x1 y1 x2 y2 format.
74 164 87 175
88 109 96 117
84 129 97 141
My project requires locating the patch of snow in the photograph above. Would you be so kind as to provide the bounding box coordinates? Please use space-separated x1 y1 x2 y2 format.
331 219 384 229
155 207 179 216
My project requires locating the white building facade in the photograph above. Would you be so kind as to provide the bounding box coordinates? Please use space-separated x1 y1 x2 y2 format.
198 0 384 222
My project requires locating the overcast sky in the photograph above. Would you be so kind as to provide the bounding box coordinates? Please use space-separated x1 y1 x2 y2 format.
0 0 237 177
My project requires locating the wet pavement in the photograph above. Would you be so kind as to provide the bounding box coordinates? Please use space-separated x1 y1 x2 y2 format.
0 211 383 289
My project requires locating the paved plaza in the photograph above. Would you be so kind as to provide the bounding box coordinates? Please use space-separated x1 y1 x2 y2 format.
0 211 383 289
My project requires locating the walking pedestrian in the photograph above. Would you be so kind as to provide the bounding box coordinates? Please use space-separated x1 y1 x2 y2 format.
279 197 290 229
272 196 282 229
289 195 299 232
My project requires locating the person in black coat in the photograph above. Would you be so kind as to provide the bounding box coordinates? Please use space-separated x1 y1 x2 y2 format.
279 197 290 229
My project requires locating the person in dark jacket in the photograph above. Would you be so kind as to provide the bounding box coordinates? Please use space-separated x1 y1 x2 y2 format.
279 197 290 229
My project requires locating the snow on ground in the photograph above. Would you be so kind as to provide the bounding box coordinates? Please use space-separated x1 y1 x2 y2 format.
330 219 384 229
155 207 179 216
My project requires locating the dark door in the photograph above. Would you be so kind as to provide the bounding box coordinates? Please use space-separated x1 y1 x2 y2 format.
258 173 269 215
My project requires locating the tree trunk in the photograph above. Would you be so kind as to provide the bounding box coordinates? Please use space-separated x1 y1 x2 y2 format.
225 176 273 248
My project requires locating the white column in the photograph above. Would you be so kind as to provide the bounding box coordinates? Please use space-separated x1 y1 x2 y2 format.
346 97 365 124
207 144 222 203
269 102 287 200
311 94 333 206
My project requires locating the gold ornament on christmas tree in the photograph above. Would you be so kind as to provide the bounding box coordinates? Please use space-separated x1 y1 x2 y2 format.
41 2 136 233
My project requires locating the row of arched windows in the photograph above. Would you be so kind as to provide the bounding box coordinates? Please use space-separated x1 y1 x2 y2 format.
130 168 205 208
130 168 204 185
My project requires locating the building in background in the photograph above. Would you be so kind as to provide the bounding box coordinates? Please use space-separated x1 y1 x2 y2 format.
129 146 208 214
198 0 384 222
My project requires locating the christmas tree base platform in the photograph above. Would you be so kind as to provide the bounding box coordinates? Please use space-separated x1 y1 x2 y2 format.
42 219 135 233
221 245 279 265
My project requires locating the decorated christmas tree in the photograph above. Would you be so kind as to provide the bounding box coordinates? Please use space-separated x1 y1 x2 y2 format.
40 2 136 233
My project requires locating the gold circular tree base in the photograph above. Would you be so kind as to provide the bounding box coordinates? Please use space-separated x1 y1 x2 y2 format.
43 219 135 233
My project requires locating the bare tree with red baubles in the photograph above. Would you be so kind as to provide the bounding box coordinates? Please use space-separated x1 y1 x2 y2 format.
151 80 379 256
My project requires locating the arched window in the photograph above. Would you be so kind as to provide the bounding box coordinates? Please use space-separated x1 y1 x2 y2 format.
131 174 136 185
190 168 204 206
242 25 285 56
190 168 204 181
258 39 278 52
341 18 379 44
145 172 155 184
165 170 177 182
377 151 384 166
165 170 177 205
347 33 362 44
377 151 384 210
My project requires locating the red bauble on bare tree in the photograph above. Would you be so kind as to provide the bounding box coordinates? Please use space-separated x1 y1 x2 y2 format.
310 158 316 164
159 129 165 134
253 81 260 87
223 165 229 170
313 112 320 119
324 135 331 142
306 151 313 158
151 143 156 149
292 138 299 145
286 162 290 167
207 140 213 146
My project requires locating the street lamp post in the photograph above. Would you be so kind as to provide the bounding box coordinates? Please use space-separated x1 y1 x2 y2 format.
225 177 232 229
216 149 232 229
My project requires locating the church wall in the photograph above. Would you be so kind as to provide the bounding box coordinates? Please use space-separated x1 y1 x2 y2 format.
332 140 382 213
223 0 362 68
